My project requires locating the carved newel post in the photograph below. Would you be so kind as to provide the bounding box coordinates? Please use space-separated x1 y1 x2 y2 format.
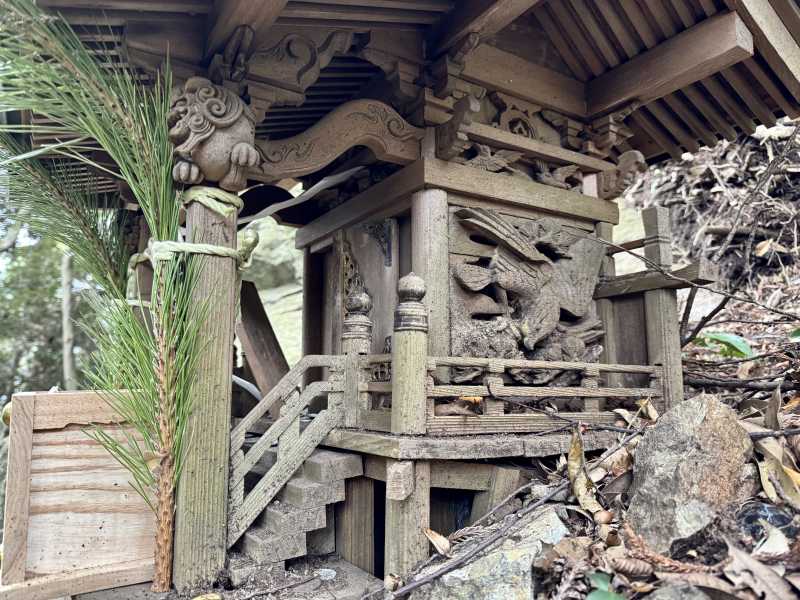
391 274 428 435
341 291 372 428
168 77 257 592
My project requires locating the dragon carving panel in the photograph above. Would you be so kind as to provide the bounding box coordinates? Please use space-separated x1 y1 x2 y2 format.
449 207 605 385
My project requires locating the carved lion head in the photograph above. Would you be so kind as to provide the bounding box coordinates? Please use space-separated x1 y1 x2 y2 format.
168 76 255 161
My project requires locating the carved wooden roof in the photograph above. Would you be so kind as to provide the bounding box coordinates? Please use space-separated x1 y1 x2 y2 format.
25 0 800 193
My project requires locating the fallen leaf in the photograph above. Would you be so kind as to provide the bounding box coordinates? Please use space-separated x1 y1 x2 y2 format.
755 238 789 257
568 430 604 514
723 538 794 600
423 527 452 557
753 520 790 558
459 396 483 404
636 398 659 421
654 572 743 599
765 387 781 431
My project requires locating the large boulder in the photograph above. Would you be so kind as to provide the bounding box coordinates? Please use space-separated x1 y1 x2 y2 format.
409 507 568 600
627 395 753 554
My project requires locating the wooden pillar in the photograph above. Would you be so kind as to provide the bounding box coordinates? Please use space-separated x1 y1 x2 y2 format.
411 189 449 380
342 291 372 428
173 190 239 592
384 459 430 576
335 476 375 574
469 465 522 525
391 274 428 435
642 206 684 411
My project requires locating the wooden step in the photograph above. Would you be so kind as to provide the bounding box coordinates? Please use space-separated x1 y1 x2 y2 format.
241 526 307 563
277 476 345 508
302 449 363 483
259 502 326 534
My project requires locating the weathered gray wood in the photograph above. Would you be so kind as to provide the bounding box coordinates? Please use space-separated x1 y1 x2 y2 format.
645 290 684 412
335 477 375 574
173 196 238 592
236 281 289 410
411 189 450 382
587 11 753 115
427 412 619 435
469 466 522 524
228 407 342 547
384 460 430 576
594 261 715 298
2 393 34 583
391 275 429 435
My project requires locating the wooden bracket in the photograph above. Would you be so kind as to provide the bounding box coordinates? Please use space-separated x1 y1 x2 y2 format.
435 94 481 161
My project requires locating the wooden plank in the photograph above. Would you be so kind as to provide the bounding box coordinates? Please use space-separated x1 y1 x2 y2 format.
769 0 800 46
237 281 289 409
0 559 153 600
335 477 375 574
700 76 757 134
721 65 777 125
548 0 605 76
2 393 35 583
681 85 738 141
295 161 423 249
588 11 754 115
522 429 616 456
364 456 494 490
727 0 800 101
629 110 682 160
463 122 616 172
428 355 660 374
533 5 591 81
742 57 800 118
205 0 288 59
324 429 527 460
384 460 430 576
430 0 543 55
645 289 684 412
430 385 659 399
647 101 701 153
423 159 619 224
594 261 715 298
461 44 587 116
427 412 619 435
28 390 120 430
662 94 719 148
469 466 522 524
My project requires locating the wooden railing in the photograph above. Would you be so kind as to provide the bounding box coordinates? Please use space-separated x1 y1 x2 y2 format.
227 354 344 547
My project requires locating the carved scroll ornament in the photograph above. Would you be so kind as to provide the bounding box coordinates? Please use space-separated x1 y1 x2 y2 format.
253 99 424 182
169 77 259 192
598 150 647 200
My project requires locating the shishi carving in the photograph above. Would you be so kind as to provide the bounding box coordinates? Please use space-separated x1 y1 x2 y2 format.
168 77 260 192
450 208 605 384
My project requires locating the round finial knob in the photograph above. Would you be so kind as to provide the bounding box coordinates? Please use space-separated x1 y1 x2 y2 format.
398 272 426 302
345 290 372 315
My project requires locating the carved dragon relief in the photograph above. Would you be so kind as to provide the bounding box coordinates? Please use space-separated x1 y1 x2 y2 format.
450 208 605 385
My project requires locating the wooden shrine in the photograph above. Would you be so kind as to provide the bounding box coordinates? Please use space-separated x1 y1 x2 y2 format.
4 0 800 597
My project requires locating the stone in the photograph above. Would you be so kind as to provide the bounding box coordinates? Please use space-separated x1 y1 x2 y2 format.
627 395 753 554
408 507 568 600
303 449 363 483
74 583 170 599
646 584 712 600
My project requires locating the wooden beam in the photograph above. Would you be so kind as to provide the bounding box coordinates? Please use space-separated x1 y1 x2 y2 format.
236 281 289 406
335 477 375 574
464 122 616 172
430 0 543 55
461 44 587 117
587 11 754 115
384 460 430 576
594 261 716 299
205 0 288 60
769 0 800 46
469 466 522 524
727 0 800 101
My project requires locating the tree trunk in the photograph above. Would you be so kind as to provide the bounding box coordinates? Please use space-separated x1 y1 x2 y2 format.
61 252 77 390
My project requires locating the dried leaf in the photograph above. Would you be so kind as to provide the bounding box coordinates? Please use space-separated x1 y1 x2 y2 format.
755 238 789 257
723 538 794 600
459 396 483 405
753 521 790 558
765 387 781 431
423 527 452 558
654 572 743 599
568 430 604 514
635 398 659 421
610 557 653 578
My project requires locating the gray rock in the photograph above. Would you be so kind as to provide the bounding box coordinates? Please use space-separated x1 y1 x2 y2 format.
646 584 712 600
627 395 753 554
408 507 568 600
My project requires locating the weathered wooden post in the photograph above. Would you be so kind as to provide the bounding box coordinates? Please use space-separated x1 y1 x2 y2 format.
391 273 428 435
341 290 372 428
172 188 240 592
642 206 684 411
386 273 431 576
168 76 259 592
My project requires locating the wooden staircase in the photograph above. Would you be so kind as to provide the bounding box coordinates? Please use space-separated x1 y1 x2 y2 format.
227 354 346 548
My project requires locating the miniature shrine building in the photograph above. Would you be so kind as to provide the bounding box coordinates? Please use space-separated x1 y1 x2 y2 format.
4 0 800 597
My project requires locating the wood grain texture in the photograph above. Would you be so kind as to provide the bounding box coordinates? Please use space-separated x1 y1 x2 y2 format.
0 559 153 600
335 477 375 574
426 412 619 435
645 289 684 412
391 329 428 434
411 189 449 377
588 11 753 115
594 261 715 298
173 198 238 591
2 393 35 583
384 460 430 576
469 466 521 524
237 280 289 408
